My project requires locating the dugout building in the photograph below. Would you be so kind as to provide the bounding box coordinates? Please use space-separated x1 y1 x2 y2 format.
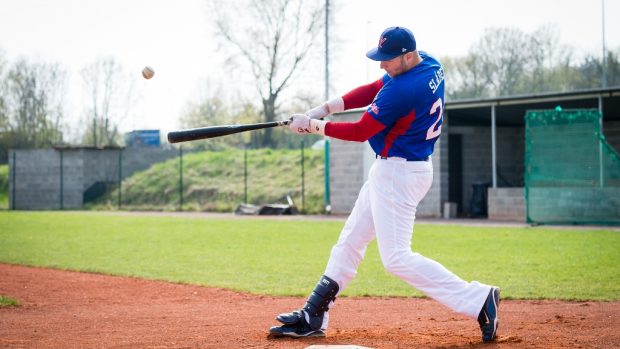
328 86 620 225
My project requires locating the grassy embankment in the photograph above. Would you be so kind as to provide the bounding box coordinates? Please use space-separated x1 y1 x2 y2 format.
89 148 326 214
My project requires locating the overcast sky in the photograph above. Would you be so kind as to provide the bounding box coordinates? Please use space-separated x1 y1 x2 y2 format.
0 0 618 137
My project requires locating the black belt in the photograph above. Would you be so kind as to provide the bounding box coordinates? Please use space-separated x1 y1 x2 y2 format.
376 155 429 162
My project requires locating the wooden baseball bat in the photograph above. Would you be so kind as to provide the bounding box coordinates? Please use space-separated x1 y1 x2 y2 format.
167 120 290 143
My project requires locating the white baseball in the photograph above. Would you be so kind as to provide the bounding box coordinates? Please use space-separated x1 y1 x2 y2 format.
142 66 155 79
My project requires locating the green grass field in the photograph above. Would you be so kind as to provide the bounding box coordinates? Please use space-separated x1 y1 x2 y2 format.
0 211 618 300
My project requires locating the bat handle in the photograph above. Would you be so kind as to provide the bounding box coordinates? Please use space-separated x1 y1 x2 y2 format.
277 120 290 126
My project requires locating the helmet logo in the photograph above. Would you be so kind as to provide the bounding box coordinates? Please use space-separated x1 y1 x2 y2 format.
378 36 387 48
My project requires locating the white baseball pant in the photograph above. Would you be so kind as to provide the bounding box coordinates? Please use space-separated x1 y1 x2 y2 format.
324 157 491 321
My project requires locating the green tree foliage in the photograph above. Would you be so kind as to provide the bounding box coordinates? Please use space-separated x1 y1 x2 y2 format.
606 50 620 87
576 50 620 89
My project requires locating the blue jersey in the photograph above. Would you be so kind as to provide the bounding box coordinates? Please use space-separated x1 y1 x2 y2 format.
366 52 445 160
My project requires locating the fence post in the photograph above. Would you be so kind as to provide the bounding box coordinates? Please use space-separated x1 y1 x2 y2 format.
60 150 64 210
118 149 122 209
301 140 305 212
11 151 16 210
179 146 183 211
244 145 248 204
324 139 331 213
598 96 604 188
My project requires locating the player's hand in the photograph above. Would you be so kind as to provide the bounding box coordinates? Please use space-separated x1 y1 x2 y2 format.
289 114 311 134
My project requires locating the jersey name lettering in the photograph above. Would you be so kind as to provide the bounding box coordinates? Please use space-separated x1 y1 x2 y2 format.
428 67 445 94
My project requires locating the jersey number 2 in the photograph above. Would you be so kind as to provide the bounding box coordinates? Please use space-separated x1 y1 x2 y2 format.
425 97 443 140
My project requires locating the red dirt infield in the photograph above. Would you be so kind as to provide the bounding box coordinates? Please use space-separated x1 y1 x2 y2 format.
1 263 618 349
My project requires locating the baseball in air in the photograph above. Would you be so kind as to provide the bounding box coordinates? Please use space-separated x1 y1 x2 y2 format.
142 66 155 79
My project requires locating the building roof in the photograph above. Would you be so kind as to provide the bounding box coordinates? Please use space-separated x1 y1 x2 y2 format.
445 86 620 127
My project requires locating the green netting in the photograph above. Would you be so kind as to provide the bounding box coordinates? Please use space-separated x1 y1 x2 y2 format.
525 108 620 225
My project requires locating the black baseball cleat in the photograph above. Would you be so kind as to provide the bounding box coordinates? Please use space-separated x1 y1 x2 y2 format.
276 310 303 325
478 287 500 342
268 324 325 338
268 275 338 339
269 309 326 338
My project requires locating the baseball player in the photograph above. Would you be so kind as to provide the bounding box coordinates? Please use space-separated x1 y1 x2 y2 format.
269 26 500 343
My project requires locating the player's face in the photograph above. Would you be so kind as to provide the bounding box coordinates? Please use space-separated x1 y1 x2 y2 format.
380 54 408 77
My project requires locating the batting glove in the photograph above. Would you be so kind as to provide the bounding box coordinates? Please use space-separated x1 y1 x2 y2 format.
289 114 311 134
289 114 327 135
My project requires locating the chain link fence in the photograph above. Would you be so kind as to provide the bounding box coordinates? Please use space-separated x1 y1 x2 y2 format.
7 142 326 214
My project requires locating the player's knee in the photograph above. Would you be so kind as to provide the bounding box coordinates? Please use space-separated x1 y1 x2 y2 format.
330 242 364 265
381 250 412 277
333 236 368 255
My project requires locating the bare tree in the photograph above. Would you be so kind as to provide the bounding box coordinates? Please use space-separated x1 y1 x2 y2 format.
210 0 325 147
0 51 11 162
443 54 491 100
0 49 8 134
2 59 66 151
525 24 575 93
475 27 529 96
80 57 135 147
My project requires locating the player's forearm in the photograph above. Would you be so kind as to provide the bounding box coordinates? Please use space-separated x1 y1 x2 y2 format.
305 98 345 119
323 112 385 142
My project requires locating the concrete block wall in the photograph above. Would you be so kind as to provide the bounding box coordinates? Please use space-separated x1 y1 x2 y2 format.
60 150 85 208
417 137 443 217
82 149 121 191
488 187 525 221
436 118 451 216
9 147 177 210
8 149 85 209
329 112 366 214
9 149 61 209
